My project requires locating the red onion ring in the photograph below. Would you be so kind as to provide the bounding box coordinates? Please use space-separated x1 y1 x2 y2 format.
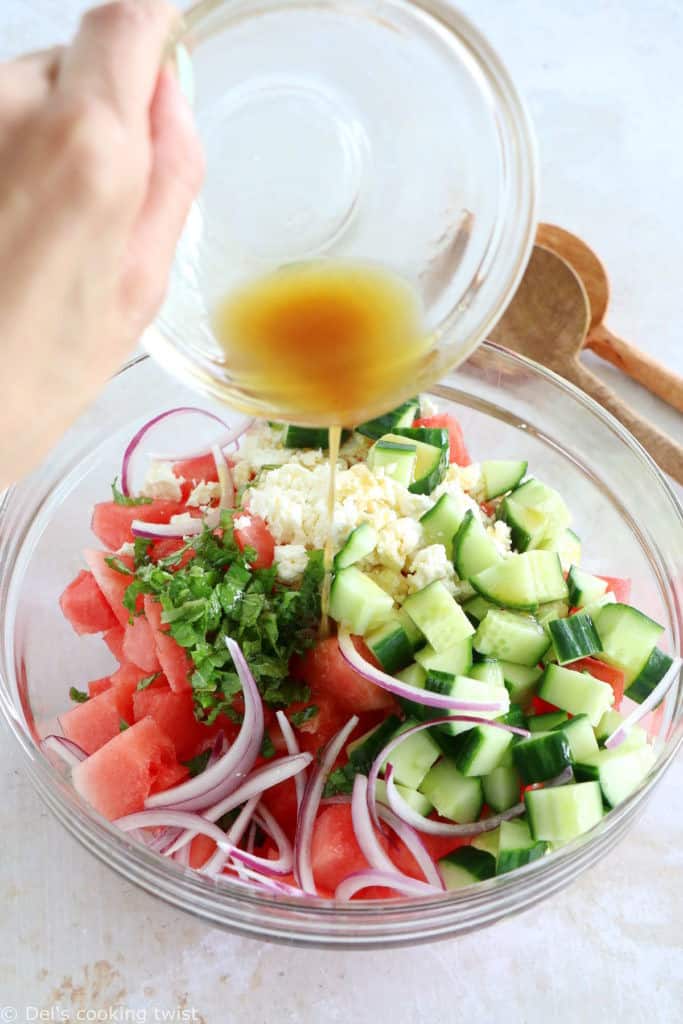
605 656 681 749
294 715 359 895
199 794 260 876
144 637 264 811
211 444 235 509
276 710 305 813
338 628 507 712
121 407 231 496
366 715 530 832
351 774 405 877
42 734 87 768
131 513 205 540
150 418 255 463
335 870 441 901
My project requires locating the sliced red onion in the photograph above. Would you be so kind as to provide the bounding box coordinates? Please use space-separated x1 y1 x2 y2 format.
366 715 530 832
605 657 681 749
206 730 228 767
150 418 255 463
338 628 506 712
174 843 190 868
246 822 257 855
211 444 235 509
377 802 444 890
199 794 260 876
144 636 264 811
335 869 441 901
121 407 231 496
351 773 404 877
131 513 205 540
165 753 312 855
42 734 87 768
146 826 184 854
294 715 359 895
276 710 305 813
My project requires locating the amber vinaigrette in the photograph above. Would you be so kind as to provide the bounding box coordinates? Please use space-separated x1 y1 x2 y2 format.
212 262 431 624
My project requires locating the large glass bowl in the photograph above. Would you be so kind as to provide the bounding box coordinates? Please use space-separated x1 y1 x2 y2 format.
0 345 681 948
145 0 537 424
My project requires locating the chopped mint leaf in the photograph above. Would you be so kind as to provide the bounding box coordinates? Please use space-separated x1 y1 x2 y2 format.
133 537 152 568
105 556 133 576
119 718 130 732
136 672 160 691
111 477 153 507
69 686 89 704
260 733 276 759
290 705 319 727
184 749 211 777
323 765 355 797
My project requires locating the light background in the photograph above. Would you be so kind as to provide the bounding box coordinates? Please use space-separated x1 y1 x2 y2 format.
1 1 681 1019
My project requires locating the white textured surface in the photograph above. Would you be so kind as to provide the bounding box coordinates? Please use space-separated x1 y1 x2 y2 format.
1 1 682 1020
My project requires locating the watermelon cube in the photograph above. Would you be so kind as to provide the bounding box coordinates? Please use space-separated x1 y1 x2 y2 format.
144 596 192 693
91 499 187 551
60 689 122 755
103 625 126 663
88 676 112 699
72 717 180 820
122 616 161 674
83 550 134 627
59 570 118 635
109 662 153 722
132 684 214 760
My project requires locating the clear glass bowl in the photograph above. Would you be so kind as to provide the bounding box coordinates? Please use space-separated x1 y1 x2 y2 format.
145 0 537 424
1 346 681 948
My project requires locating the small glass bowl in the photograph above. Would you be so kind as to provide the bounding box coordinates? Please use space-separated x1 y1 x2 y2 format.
0 346 681 948
146 0 538 424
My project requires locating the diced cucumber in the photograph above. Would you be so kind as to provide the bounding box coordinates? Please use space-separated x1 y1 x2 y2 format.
567 566 608 608
525 782 603 842
282 425 351 448
356 398 421 440
463 594 496 623
368 438 417 487
594 709 648 750
395 662 428 721
381 718 441 790
549 612 602 664
594 603 665 685
425 672 510 736
512 730 572 784
472 827 501 857
537 528 582 570
538 663 614 726
469 659 505 687
574 745 656 807
329 567 394 634
392 426 449 494
474 609 550 666
345 715 402 773
496 819 549 874
551 713 599 762
483 761 521 812
453 510 502 579
625 646 674 704
397 608 424 651
480 460 528 500
439 847 496 889
420 493 465 557
375 778 433 817
528 711 569 733
415 638 473 675
471 551 567 610
500 661 543 707
499 478 571 553
455 721 514 777
583 591 616 619
403 581 474 653
366 614 415 674
333 523 378 570
419 758 484 823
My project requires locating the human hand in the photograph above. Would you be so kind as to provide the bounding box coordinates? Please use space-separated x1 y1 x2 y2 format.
0 0 203 488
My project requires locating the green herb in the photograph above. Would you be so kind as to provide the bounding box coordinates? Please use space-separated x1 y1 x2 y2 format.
119 718 130 732
105 556 133 576
289 705 318 727
111 477 153 507
133 537 152 568
136 672 160 691
323 765 355 797
260 733 276 759
69 686 89 704
184 749 211 777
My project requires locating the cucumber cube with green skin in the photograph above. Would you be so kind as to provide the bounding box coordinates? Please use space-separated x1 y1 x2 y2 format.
573 745 656 807
393 427 450 494
463 595 496 623
356 398 421 440
482 762 522 812
550 713 599 762
594 709 647 750
498 478 571 553
333 523 378 570
453 510 502 579
420 493 465 557
329 567 394 634
567 566 608 608
624 646 674 704
480 460 528 500
368 439 417 488
425 672 510 736
536 528 582 570
375 778 433 817
469 659 505 687
593 603 665 685
472 826 501 858
381 719 441 790
538 663 614 726
474 609 550 666
414 638 473 675
419 757 483 822
500 661 543 708
496 819 549 875
403 581 474 653
512 730 572 784
525 782 604 842
549 612 602 664
471 550 567 610
439 847 496 889
365 616 414 674
456 722 514 777
528 711 569 733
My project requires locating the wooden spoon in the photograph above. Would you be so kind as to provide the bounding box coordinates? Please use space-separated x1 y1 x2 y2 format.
536 223 683 413
490 245 683 484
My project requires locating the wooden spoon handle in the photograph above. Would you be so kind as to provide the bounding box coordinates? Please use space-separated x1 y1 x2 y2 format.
585 323 683 414
564 360 683 485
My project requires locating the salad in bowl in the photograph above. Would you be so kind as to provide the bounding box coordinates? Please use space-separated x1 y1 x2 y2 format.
49 393 680 901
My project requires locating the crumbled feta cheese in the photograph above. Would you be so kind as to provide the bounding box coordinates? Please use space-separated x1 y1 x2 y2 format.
406 544 458 596
273 543 309 583
116 542 136 557
374 517 423 572
488 519 512 555
141 460 183 501
186 480 221 507
234 514 252 530
365 565 410 601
